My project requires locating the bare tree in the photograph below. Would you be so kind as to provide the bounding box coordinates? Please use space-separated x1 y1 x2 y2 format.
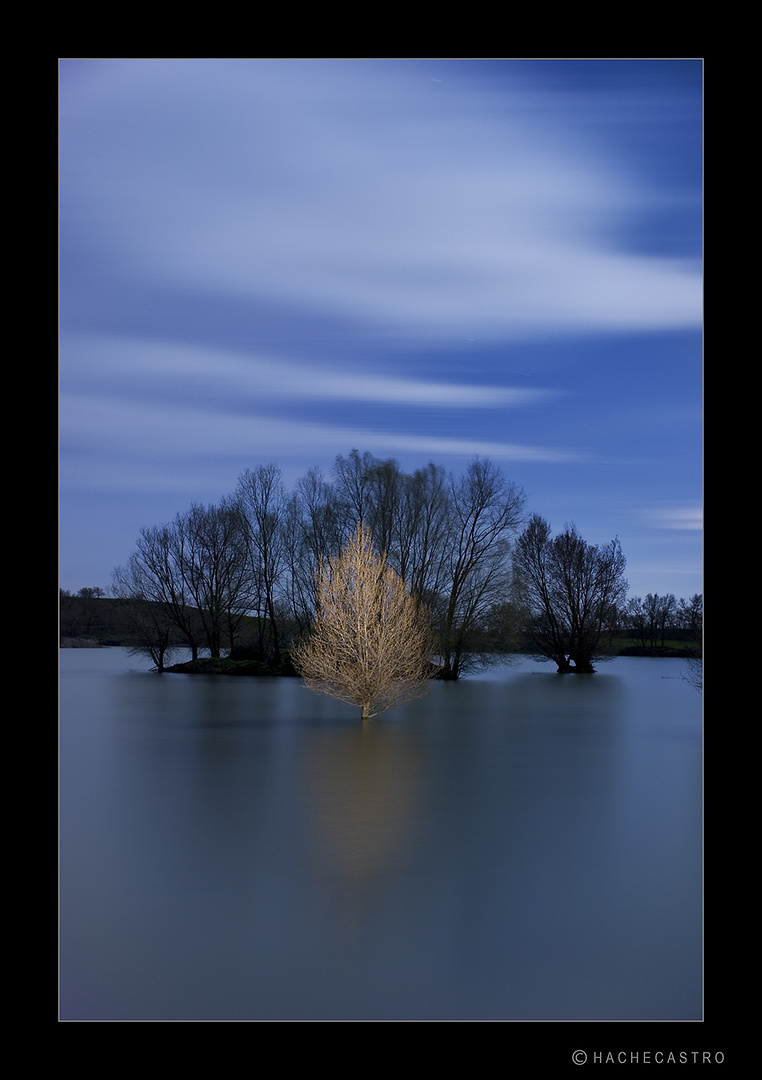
396 462 451 604
437 458 526 679
112 560 179 672
174 500 250 658
116 523 202 659
236 465 288 663
365 456 404 560
282 467 345 636
678 593 703 693
624 595 651 648
678 594 703 643
625 592 679 648
332 449 377 536
513 515 627 673
292 523 435 722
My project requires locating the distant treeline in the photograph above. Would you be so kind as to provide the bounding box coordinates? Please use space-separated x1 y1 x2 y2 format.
621 592 703 651
59 592 701 659
61 448 702 673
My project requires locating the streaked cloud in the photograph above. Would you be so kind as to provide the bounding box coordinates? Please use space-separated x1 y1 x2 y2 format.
61 390 583 489
646 507 703 531
61 333 562 410
60 59 702 344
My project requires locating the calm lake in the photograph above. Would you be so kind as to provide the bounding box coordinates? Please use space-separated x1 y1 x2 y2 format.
59 649 702 1022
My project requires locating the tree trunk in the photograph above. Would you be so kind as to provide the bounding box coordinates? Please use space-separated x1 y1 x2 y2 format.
266 593 281 665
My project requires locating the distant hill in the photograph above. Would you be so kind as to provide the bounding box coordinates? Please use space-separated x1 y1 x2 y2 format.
59 594 285 658
60 595 143 647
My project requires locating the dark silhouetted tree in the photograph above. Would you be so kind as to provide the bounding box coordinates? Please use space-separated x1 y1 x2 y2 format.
437 458 526 678
513 515 627 673
112 560 179 671
236 465 288 663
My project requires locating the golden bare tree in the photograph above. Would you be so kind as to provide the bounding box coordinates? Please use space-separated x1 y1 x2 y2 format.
292 523 435 721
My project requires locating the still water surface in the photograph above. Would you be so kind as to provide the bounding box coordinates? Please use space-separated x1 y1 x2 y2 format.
60 649 702 1021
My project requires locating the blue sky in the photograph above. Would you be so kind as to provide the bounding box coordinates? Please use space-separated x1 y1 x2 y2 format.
59 58 702 600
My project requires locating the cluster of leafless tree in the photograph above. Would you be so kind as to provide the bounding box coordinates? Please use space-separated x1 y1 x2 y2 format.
620 592 703 650
109 447 699 685
112 451 527 676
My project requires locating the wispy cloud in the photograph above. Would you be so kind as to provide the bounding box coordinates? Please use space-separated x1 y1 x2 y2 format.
61 333 563 410
61 60 702 345
61 390 583 488
645 507 703 531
